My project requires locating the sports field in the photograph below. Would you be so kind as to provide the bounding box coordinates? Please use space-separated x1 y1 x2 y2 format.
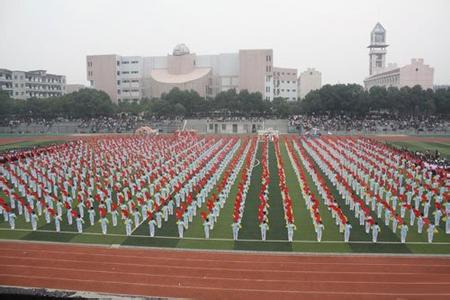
0 134 449 255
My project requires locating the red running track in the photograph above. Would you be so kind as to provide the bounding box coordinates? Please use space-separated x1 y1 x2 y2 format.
0 241 449 299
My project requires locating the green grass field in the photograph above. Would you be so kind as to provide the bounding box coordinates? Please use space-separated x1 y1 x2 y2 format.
0 140 65 152
388 140 450 161
0 135 449 254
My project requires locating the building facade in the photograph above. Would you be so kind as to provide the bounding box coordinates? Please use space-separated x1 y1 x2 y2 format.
0 69 65 99
66 84 86 94
273 67 298 101
87 45 286 103
298 68 322 99
364 23 434 90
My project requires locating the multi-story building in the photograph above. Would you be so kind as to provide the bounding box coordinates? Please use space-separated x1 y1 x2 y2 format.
298 68 322 99
87 45 287 103
363 23 434 90
0 69 65 99
273 67 298 101
66 84 86 94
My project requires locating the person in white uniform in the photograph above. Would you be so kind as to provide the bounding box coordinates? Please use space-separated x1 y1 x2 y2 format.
344 222 352 243
260 221 269 241
372 222 381 243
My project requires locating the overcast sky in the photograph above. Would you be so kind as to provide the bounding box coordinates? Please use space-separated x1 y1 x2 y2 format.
0 0 449 85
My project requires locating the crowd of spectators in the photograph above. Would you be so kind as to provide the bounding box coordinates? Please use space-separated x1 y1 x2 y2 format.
78 115 143 133
2 113 449 134
2 117 56 128
397 147 450 170
0 114 187 134
289 113 450 133
206 116 265 123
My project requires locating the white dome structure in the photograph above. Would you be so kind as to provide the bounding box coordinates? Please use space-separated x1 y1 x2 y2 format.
173 43 190 56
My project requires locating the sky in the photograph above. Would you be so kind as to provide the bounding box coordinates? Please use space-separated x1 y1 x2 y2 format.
0 0 449 85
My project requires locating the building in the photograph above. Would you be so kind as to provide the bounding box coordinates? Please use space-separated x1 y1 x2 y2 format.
363 23 434 90
273 67 298 101
368 22 388 76
66 84 86 94
298 68 322 99
364 59 434 90
87 45 293 103
0 69 65 99
433 85 450 91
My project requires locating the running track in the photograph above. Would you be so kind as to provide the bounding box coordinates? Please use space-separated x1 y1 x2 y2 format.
0 241 449 299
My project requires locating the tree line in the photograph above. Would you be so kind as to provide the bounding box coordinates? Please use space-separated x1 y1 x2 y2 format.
1 84 449 119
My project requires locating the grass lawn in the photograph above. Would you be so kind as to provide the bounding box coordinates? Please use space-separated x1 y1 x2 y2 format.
387 141 450 161
0 136 449 254
0 140 66 152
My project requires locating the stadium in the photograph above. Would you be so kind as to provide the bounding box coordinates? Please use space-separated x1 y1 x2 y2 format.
1 1 450 299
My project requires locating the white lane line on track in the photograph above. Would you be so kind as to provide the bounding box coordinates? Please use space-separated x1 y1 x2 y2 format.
2 264 449 285
2 247 448 267
1 274 450 297
1 255 449 276
1 239 450 258
1 227 449 245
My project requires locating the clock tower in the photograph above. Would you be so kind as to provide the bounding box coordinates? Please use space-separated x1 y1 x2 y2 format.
368 22 388 75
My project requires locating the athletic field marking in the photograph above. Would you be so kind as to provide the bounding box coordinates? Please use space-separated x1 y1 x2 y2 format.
2 239 450 258
253 159 260 168
2 247 449 267
0 248 450 268
3 264 449 285
0 227 450 245
10 255 448 275
1 274 450 297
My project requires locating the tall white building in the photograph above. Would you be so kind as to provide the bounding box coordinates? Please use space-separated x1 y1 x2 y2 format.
364 23 434 90
298 68 322 99
87 45 295 103
273 67 298 101
0 69 66 99
368 23 388 76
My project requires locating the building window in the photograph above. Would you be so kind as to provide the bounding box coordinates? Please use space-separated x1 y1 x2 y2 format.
117 61 120 66
117 80 120 85
222 124 226 131
117 89 121 94
117 71 120 75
